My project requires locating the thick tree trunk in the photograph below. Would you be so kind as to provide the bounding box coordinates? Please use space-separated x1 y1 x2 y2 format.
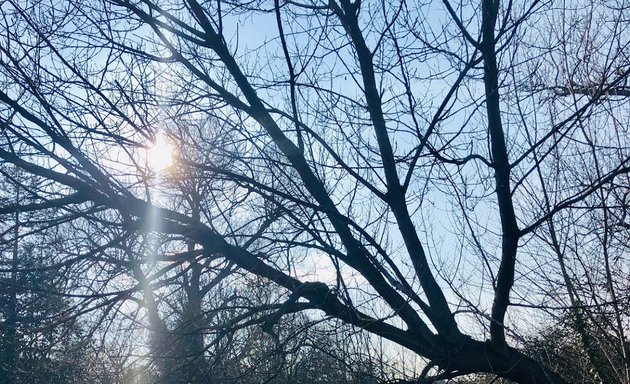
431 340 569 384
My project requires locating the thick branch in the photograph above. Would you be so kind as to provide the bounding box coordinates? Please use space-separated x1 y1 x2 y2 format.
479 0 520 348
330 0 461 341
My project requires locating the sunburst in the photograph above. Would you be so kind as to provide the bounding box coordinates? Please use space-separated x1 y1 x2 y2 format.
146 132 174 173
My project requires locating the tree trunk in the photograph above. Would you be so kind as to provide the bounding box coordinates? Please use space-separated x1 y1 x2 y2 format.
433 340 569 384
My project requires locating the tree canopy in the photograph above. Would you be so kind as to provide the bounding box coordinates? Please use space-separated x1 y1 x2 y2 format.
1 0 629 382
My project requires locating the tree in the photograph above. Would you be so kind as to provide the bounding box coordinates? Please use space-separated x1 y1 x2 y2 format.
517 3 630 382
0 168 120 384
1 0 629 382
522 314 627 384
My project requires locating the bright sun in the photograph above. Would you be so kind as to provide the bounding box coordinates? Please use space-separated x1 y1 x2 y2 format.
146 133 174 173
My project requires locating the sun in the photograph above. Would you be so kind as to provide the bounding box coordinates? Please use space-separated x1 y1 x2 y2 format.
146 132 174 173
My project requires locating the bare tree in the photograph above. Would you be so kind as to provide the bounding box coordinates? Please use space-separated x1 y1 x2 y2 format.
515 2 630 383
1 0 630 383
